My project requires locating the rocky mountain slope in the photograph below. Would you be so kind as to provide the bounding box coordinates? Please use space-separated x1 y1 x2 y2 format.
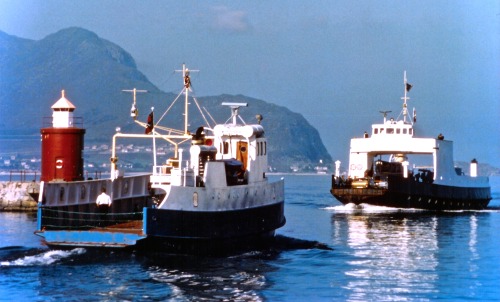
0 27 331 172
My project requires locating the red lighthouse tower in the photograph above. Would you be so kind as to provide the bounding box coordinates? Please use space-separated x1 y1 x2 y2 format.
41 90 86 182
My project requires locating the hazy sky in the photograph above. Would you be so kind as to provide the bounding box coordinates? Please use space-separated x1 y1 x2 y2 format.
1 0 499 167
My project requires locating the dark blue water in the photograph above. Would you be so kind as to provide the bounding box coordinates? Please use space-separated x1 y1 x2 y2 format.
1 175 499 301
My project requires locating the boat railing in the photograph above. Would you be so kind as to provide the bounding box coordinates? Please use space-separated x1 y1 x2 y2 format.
151 161 195 187
41 174 150 206
38 206 143 232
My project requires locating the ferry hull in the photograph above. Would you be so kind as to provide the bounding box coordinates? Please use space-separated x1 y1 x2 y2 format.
138 202 285 254
36 201 286 254
331 177 491 210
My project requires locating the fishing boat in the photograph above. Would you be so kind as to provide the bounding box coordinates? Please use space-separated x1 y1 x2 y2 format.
35 64 286 254
330 72 491 210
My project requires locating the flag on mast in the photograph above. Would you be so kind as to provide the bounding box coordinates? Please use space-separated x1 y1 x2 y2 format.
406 82 413 92
145 111 154 134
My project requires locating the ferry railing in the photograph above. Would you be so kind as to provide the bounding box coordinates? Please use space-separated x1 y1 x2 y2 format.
41 174 151 207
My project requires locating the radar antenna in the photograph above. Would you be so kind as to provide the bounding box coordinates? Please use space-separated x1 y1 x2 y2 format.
379 110 392 123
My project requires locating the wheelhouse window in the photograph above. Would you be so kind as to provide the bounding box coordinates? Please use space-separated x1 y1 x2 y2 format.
221 142 229 154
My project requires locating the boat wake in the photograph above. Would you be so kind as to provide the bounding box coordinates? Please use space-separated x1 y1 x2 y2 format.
324 203 500 213
324 203 424 213
0 246 86 266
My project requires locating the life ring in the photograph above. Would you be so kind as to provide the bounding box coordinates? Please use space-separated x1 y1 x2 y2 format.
55 159 63 169
356 164 363 170
350 164 356 170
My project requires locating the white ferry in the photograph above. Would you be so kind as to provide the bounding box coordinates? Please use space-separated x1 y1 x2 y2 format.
330 72 491 210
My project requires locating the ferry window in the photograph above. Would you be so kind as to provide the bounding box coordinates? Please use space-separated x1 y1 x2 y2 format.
374 129 378 134
80 185 86 199
409 129 413 135
380 128 385 134
223 142 229 154
396 129 400 134
387 128 394 134
59 187 65 201
403 129 407 134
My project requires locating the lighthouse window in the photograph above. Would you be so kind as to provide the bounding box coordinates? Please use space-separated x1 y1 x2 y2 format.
264 142 267 155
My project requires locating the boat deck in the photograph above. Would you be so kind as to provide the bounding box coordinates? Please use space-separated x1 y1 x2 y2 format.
93 220 143 235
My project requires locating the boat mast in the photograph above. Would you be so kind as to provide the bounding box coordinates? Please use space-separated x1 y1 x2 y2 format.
401 70 413 124
175 64 199 135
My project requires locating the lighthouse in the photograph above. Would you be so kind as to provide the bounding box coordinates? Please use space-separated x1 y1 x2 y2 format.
40 90 86 182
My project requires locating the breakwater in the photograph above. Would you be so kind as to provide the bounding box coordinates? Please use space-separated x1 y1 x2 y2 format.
0 181 38 211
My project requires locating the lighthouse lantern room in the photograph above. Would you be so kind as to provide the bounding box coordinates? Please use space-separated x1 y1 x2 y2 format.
41 90 86 182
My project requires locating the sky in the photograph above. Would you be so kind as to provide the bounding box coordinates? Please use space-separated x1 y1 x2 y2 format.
1 0 499 168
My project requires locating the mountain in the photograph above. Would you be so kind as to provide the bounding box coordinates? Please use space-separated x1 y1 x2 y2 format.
0 27 331 172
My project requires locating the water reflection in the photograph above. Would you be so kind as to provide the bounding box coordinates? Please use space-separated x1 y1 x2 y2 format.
331 208 442 300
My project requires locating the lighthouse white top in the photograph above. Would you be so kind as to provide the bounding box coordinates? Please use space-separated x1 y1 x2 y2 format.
51 90 76 128
51 90 76 111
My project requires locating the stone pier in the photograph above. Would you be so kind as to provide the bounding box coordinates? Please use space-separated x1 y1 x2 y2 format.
0 181 39 211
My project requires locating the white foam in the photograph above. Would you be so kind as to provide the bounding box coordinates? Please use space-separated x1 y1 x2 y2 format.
0 248 86 266
324 203 425 213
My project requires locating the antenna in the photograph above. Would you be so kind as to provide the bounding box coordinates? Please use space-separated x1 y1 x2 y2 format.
379 110 392 123
222 102 248 125
122 88 148 120
175 64 199 134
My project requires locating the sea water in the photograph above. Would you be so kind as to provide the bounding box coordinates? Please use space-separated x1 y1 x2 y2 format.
0 175 499 301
